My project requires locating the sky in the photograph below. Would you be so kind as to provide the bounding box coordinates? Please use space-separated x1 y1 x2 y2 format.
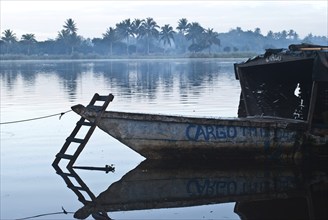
1 0 327 41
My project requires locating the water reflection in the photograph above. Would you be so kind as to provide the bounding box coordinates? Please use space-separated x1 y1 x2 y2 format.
0 59 239 103
54 159 328 220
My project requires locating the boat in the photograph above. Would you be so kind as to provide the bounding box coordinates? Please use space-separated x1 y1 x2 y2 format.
58 159 327 219
70 44 327 160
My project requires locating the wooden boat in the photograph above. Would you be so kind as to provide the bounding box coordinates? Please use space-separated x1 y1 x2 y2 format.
71 159 328 219
72 105 309 160
71 44 327 160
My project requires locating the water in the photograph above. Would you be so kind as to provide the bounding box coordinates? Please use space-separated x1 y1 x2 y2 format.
1 59 326 220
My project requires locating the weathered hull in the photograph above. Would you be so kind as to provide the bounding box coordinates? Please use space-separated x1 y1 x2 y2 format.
72 105 313 160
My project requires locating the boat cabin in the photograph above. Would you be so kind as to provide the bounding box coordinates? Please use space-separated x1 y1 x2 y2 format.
234 44 328 135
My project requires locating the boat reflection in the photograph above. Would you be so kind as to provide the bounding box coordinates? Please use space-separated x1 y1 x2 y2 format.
54 159 328 220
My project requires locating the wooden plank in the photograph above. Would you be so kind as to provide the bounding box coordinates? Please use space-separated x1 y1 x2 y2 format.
96 95 110 101
70 186 85 191
56 153 74 160
66 137 84 144
307 81 318 131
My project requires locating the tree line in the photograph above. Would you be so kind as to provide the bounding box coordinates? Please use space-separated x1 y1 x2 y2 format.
1 18 327 58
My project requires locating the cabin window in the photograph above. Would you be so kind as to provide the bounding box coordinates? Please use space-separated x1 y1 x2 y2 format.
237 59 313 120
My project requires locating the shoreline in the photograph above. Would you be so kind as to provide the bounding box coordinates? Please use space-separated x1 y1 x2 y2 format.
0 52 258 61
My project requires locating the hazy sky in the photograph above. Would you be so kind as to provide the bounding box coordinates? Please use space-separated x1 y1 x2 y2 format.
1 0 327 41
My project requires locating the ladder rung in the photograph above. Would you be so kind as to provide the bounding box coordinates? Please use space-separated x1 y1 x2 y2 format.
77 121 93 126
57 172 74 177
67 137 84 144
56 153 74 160
96 95 109 101
90 105 103 110
85 105 103 112
70 186 85 191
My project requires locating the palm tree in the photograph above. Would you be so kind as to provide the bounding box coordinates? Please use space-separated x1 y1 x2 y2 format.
116 19 134 55
292 32 299 41
159 24 176 54
185 22 204 53
287 29 299 40
139 17 159 54
203 28 220 54
63 18 78 34
132 18 144 36
60 18 79 54
57 29 71 54
280 30 288 40
266 31 274 39
131 18 144 53
254 27 261 36
176 18 190 35
103 27 118 56
21 33 36 55
175 18 190 54
1 29 17 53
186 22 204 44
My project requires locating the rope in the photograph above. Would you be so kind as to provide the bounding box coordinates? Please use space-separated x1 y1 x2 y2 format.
16 207 74 220
0 110 72 125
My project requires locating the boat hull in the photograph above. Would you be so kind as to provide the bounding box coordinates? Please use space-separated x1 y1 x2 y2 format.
72 105 312 160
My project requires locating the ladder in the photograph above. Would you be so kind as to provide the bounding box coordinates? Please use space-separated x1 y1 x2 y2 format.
53 165 111 219
52 93 114 207
53 93 114 167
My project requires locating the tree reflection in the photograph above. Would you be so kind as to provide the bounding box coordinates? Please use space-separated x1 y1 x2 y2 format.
0 59 236 103
55 62 85 102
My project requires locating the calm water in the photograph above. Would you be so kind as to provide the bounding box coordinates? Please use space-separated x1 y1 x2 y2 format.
1 59 326 220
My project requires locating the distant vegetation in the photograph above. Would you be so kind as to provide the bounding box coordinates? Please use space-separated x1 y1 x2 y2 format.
1 18 327 59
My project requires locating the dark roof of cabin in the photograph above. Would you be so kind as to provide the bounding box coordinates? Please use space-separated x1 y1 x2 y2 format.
234 44 328 82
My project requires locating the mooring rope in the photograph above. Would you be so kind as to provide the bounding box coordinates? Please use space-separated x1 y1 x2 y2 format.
15 207 74 220
0 110 72 125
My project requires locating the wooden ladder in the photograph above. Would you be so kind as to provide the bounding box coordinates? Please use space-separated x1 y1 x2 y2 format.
55 165 96 204
52 93 114 214
53 93 114 167
53 165 111 219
